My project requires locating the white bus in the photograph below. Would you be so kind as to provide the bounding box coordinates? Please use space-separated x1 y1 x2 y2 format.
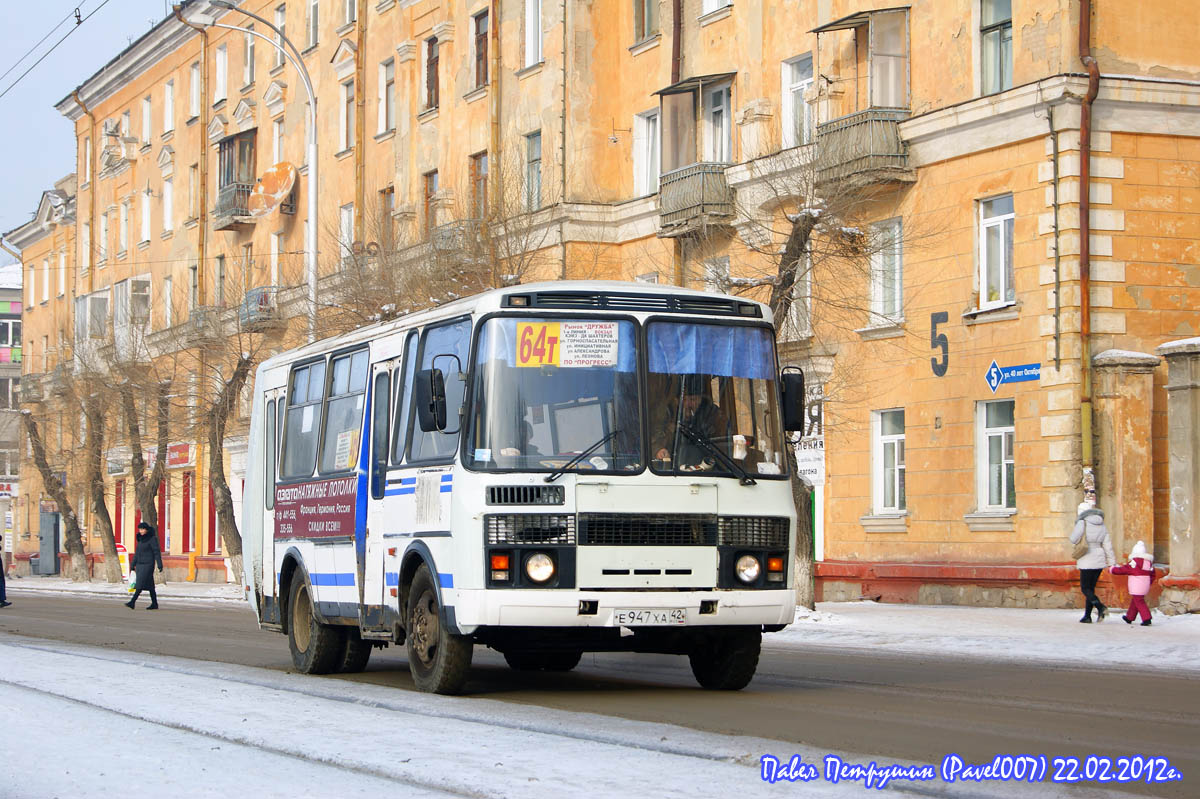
243 281 805 694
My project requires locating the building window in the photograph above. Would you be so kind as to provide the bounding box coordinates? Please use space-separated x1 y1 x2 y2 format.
219 130 257 188
119 202 130 252
190 62 201 117
217 254 228 306
121 110 131 137
524 0 542 67
978 399 1015 510
633 109 660 196
58 252 66 296
979 193 1015 309
273 118 284 164
98 213 108 265
871 10 909 108
378 59 395 133
702 256 730 293
140 190 151 243
189 264 199 309
786 246 813 339
141 97 152 143
340 202 355 260
701 0 731 15
425 37 439 109
244 25 256 86
781 53 813 148
473 11 489 88
525 131 542 211
705 84 731 162
344 0 355 24
164 275 173 327
870 218 902 322
981 0 1012 95
634 0 658 42
215 44 228 103
26 265 34 306
162 179 174 233
470 152 488 219
379 186 395 246
308 0 319 47
270 232 281 284
873 409 906 513
163 80 174 134
81 222 90 272
84 135 92 178
635 272 659 284
41 259 49 303
275 5 287 67
422 171 439 234
340 79 355 150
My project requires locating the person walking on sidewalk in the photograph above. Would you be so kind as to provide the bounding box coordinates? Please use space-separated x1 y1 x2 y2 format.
0 553 9 608
1070 502 1115 623
125 522 163 610
1111 540 1156 626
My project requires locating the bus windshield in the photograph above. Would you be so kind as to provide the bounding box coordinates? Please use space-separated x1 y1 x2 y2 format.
466 317 643 472
646 321 786 478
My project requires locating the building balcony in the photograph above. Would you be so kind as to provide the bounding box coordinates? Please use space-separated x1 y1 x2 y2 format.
657 162 735 236
49 361 74 397
238 287 285 333
815 108 914 186
431 219 483 254
185 305 225 345
19 372 44 403
213 183 255 231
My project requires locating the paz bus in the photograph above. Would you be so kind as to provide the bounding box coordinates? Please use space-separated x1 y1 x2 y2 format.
242 281 805 694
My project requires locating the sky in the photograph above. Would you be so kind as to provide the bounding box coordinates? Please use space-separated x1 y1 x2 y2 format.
0 0 175 242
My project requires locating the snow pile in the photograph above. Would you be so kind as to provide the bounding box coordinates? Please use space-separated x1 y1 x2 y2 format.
8 575 243 604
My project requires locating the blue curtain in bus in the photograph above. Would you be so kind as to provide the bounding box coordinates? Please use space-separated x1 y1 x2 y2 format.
477 318 637 372
647 322 775 380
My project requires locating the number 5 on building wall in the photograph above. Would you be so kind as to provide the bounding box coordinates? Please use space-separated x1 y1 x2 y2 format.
930 311 949 377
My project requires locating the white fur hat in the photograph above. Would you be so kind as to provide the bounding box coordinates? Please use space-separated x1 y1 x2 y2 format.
1130 540 1151 563
1077 501 1092 515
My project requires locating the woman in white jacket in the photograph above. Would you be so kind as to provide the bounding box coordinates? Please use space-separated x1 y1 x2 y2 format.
1069 502 1116 622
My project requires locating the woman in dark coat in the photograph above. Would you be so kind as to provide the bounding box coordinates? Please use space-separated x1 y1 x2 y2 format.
125 522 163 610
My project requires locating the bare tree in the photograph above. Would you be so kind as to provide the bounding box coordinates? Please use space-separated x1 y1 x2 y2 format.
82 388 122 582
20 410 87 580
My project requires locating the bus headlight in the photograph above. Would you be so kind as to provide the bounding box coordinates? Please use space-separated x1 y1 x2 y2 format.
735 554 761 584
525 552 556 583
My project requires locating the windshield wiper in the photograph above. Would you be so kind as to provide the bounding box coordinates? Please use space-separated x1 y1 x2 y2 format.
678 424 757 486
544 430 622 483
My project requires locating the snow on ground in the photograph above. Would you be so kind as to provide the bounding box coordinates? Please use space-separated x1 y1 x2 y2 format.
771 601 1200 675
0 635 1134 798
6 574 243 604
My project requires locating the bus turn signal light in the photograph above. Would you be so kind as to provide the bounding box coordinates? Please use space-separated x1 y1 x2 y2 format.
767 555 785 582
490 553 511 582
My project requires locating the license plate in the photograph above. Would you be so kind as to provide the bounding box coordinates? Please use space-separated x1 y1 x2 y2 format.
613 608 687 626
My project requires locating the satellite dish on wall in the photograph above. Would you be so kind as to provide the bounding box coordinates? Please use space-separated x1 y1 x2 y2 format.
247 162 298 218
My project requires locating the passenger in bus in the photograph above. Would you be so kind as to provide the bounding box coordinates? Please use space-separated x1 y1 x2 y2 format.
499 421 543 459
652 376 729 468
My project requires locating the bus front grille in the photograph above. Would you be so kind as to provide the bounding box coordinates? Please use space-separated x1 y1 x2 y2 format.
578 513 718 546
717 516 790 548
485 514 576 545
486 485 565 506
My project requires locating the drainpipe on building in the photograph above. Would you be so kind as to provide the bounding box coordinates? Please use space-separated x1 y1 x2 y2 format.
489 0 502 284
1078 0 1101 504
354 0 368 242
559 0 568 280
71 90 97 295
1048 105 1062 370
175 5 211 580
671 0 683 286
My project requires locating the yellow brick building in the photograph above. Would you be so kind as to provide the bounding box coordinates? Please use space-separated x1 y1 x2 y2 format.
10 0 1199 604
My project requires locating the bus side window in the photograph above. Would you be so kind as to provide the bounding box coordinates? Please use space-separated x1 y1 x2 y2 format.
409 318 471 462
370 371 391 499
391 331 418 464
318 349 369 474
265 399 276 509
281 359 326 479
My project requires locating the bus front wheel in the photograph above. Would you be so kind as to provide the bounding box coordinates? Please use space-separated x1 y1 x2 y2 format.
287 574 346 675
405 564 473 694
688 628 761 690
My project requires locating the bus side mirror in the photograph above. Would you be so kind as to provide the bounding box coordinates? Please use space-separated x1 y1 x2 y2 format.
415 368 447 432
781 370 805 432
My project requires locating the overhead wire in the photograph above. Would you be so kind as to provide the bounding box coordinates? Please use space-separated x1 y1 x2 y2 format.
0 5 78 86
0 0 117 103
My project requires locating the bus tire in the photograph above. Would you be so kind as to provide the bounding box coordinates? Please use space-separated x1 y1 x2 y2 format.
338 627 373 673
406 564 472 694
503 650 583 672
287 573 346 675
688 628 761 690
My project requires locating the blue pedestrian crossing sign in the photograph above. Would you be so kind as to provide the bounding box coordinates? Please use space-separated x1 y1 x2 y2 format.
986 360 1041 393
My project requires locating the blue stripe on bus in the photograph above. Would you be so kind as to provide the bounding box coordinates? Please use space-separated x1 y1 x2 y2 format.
385 572 399 586
438 573 454 588
310 572 356 587
440 484 452 493
385 487 416 496
440 474 453 482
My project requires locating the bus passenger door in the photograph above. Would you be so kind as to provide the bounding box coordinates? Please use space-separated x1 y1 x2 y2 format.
263 387 284 609
362 359 396 631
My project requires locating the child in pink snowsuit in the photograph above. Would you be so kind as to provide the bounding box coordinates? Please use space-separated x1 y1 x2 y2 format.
1111 540 1155 626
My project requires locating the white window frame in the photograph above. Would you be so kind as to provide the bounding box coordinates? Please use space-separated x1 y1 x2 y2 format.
162 179 174 233
339 203 355 261
190 62 201 117
275 5 287 67
244 26 256 87
524 0 542 67
164 275 173 327
119 202 130 252
41 259 49 303
215 44 229 103
701 0 732 16
869 217 903 322
273 118 284 164
977 399 1016 510
163 80 174 134
270 232 281 285
141 97 152 143
140 190 152 244
378 59 395 134
308 0 320 48
869 10 909 108
525 131 542 211
189 264 199 310
633 109 660 196
872 409 906 514
781 53 813 149
786 247 813 339
978 193 1015 310
80 222 91 273
98 212 108 265
704 84 731 163
344 0 355 25
83 136 92 179
121 110 131 137
980 0 1013 96
27 265 34 306
702 256 729 293
635 272 659 284
58 251 66 296
340 79 355 150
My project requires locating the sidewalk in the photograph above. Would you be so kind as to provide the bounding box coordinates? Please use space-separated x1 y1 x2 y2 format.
770 601 1200 675
5 573 244 603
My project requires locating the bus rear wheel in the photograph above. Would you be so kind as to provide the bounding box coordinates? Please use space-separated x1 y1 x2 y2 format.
688 628 761 690
287 574 346 675
503 650 583 672
337 627 373 673
405 564 473 694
